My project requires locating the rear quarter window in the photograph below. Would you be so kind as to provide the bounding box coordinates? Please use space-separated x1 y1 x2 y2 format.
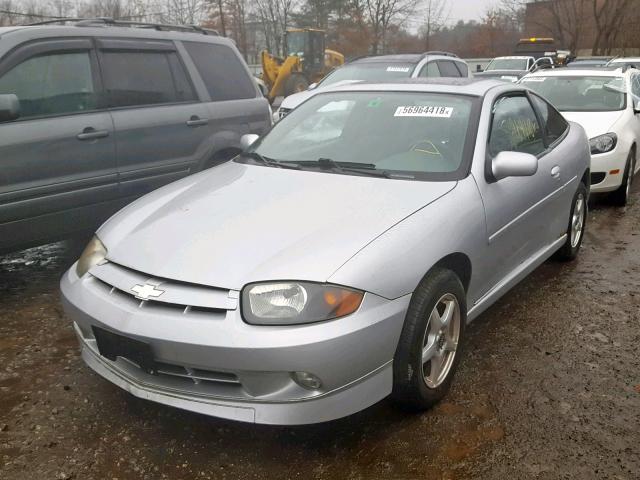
184 42 256 101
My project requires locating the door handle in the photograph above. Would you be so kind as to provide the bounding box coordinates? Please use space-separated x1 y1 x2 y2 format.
186 116 209 127
551 166 561 178
77 127 109 141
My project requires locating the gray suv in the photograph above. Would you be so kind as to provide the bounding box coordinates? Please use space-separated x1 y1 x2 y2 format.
0 19 271 252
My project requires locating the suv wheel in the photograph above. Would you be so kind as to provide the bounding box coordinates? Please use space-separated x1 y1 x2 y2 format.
392 268 466 410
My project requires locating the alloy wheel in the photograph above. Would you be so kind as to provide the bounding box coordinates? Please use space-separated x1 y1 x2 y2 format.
421 293 461 388
571 193 586 248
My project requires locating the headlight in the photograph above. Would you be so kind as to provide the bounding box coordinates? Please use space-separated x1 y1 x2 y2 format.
76 235 107 277
241 281 364 325
589 133 617 154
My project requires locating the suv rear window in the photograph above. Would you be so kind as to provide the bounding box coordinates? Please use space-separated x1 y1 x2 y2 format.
437 60 461 77
184 42 255 101
101 51 196 108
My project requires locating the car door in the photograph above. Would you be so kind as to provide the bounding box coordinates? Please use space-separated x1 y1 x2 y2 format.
0 38 118 251
97 38 211 199
474 93 565 290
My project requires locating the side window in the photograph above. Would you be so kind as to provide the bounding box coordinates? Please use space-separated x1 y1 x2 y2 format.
184 42 256 101
101 50 196 108
454 61 468 77
419 61 441 78
437 60 461 77
530 94 568 146
0 51 96 118
488 95 545 157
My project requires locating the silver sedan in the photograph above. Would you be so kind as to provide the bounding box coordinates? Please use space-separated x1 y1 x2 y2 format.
61 79 590 425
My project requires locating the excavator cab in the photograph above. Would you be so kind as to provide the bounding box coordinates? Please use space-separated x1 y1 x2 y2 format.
285 29 326 77
261 28 344 103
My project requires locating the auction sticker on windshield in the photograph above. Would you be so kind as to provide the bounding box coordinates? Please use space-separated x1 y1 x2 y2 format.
394 106 453 117
386 66 410 72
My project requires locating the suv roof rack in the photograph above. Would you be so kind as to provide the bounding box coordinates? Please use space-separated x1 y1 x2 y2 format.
26 17 219 35
421 51 459 58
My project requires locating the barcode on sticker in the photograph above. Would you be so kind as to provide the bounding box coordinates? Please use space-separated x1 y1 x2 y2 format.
386 66 410 72
394 106 453 118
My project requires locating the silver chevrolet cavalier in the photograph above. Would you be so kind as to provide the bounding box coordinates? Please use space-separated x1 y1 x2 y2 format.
61 79 590 425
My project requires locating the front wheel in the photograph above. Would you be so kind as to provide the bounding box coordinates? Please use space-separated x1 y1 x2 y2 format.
610 150 635 206
392 268 466 410
554 182 587 261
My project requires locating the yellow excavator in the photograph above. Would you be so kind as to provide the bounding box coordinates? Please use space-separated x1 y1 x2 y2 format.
261 28 344 103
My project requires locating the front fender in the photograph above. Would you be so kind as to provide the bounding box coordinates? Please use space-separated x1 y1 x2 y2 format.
328 177 487 302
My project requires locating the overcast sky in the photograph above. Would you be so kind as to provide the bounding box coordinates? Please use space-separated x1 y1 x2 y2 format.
448 0 495 22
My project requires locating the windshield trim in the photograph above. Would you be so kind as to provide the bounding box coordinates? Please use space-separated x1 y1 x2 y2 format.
238 90 483 182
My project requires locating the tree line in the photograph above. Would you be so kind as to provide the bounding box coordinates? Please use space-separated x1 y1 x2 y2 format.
0 0 638 59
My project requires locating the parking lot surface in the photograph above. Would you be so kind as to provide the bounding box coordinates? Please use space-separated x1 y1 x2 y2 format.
1 196 639 480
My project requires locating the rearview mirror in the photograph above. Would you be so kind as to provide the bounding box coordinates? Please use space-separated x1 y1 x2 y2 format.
492 151 538 181
0 94 20 122
240 134 259 150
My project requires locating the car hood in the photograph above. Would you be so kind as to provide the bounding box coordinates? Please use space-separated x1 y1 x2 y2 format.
561 110 625 138
280 80 362 110
99 162 456 290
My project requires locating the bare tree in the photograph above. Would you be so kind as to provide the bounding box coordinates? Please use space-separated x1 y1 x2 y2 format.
421 0 448 50
591 0 634 55
364 0 417 54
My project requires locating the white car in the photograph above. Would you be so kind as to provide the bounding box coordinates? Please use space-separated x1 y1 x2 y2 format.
521 66 640 205
274 52 471 121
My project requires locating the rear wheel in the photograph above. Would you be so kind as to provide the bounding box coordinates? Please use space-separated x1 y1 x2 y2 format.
554 182 587 261
610 150 635 206
392 268 466 410
284 73 309 96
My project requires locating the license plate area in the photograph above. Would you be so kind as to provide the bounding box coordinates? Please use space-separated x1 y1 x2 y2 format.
93 326 158 375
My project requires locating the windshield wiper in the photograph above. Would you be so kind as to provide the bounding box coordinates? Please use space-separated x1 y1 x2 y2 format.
283 158 398 178
240 152 301 170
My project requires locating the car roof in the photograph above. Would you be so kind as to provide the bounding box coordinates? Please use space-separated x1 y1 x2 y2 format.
320 77 506 96
610 57 640 63
493 56 533 59
526 66 625 77
350 53 460 65
0 24 229 44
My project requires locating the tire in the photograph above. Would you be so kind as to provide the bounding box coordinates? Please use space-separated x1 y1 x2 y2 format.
554 182 588 261
392 268 466 410
284 73 309 96
610 150 635 206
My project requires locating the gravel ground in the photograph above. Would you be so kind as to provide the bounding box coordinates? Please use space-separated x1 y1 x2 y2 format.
1 194 639 480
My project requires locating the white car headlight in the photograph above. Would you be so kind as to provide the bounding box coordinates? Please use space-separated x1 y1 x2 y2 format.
76 235 107 277
589 133 617 154
242 281 364 325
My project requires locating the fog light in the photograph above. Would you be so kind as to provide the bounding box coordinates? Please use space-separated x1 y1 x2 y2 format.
292 371 322 390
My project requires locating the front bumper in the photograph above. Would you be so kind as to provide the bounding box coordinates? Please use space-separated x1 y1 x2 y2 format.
590 148 629 193
60 265 410 425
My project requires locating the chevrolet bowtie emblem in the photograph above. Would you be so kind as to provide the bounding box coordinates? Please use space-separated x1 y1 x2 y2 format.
131 283 165 300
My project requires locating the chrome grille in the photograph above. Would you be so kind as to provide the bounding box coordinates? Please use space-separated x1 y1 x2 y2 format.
88 261 238 315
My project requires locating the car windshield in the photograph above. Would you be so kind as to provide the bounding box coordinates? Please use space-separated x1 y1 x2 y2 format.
521 76 626 111
246 91 475 179
320 63 415 86
486 58 528 71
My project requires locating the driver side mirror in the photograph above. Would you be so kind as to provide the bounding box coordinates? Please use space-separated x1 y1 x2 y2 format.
634 100 640 114
0 94 20 123
308 83 318 90
492 151 538 181
240 133 259 150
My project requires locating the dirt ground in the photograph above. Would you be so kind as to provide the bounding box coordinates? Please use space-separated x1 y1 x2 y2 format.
1 193 639 480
